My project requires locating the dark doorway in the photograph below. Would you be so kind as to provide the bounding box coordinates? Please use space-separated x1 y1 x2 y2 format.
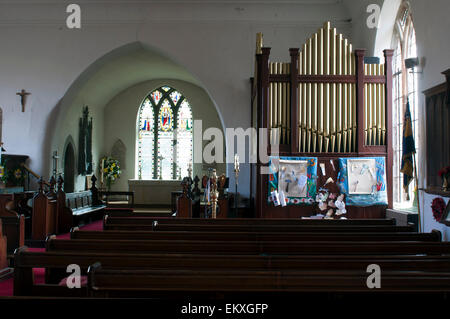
64 143 75 193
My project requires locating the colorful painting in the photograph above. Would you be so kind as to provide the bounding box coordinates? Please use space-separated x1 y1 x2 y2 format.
338 157 388 206
347 158 377 194
267 156 318 206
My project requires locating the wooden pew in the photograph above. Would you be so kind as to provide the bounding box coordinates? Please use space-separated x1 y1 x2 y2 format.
0 220 7 269
55 175 106 233
32 178 57 241
14 248 450 296
71 228 442 242
103 215 397 225
87 265 450 298
104 223 415 233
45 238 450 255
0 194 25 255
176 180 192 218
55 176 72 234
64 191 105 226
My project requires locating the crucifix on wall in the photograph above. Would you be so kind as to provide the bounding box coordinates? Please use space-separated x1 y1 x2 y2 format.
16 89 31 112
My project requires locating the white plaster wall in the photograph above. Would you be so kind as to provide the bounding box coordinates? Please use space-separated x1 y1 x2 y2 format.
343 0 384 53
103 79 226 192
0 0 352 198
367 0 450 238
408 0 450 238
4 0 448 212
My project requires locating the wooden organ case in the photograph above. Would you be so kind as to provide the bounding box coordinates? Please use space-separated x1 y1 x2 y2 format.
251 22 394 218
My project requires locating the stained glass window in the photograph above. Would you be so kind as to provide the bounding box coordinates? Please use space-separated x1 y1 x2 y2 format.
392 2 419 209
176 100 193 179
137 86 193 180
137 98 154 179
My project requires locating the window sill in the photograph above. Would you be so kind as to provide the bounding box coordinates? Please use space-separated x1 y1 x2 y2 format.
129 179 182 185
421 187 450 198
388 208 418 215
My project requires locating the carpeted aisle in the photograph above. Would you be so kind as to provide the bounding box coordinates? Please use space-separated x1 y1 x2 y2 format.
0 220 103 297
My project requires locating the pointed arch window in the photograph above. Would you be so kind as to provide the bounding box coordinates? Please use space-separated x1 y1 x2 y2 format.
392 2 419 209
137 86 193 180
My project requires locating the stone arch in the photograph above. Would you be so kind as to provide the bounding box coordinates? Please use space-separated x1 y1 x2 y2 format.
49 41 226 183
63 136 77 193
373 0 402 56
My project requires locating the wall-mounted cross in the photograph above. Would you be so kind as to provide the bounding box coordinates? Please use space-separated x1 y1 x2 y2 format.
16 89 31 112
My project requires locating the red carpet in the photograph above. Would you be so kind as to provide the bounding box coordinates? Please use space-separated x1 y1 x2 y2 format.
0 220 103 297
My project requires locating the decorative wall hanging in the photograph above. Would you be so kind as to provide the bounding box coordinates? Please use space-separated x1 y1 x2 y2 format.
78 106 93 175
347 158 377 194
338 157 388 206
268 156 317 205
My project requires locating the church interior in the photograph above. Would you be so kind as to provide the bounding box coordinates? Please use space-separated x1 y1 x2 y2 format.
1 0 450 309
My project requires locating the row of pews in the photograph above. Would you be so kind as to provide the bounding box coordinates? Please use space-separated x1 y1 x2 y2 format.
31 175 106 241
0 175 106 258
12 213 450 299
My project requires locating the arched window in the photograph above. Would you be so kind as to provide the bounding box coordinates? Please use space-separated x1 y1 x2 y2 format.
137 86 193 180
392 2 419 209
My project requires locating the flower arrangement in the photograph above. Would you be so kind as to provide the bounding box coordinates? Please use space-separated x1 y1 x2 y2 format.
101 156 121 190
431 197 446 222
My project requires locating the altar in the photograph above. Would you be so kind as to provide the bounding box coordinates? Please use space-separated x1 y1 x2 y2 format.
128 179 182 206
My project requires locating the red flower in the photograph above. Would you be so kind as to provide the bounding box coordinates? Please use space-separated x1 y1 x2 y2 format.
431 197 446 222
438 169 445 177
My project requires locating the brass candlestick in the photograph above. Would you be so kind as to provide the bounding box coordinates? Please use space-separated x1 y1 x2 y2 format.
211 169 219 219
234 154 240 215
